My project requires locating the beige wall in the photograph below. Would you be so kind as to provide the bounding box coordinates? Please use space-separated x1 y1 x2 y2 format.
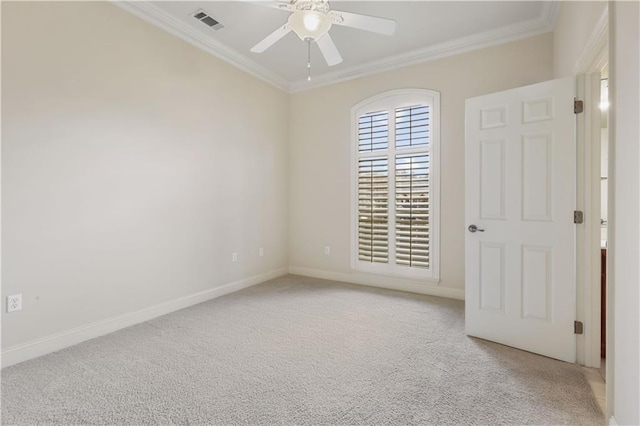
553 1 607 77
288 33 554 291
1 2 289 348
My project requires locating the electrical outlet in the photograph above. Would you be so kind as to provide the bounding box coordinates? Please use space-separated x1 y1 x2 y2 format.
324 246 331 255
7 294 22 313
232 252 238 262
259 248 264 257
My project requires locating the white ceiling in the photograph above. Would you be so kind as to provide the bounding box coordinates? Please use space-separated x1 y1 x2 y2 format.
117 1 558 92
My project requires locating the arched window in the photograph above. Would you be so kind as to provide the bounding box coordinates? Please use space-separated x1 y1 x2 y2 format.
351 89 440 281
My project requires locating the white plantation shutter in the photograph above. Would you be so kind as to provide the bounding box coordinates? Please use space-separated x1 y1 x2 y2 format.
353 90 440 280
395 105 430 269
395 153 429 268
358 111 389 152
357 111 390 263
358 157 388 263
395 105 429 149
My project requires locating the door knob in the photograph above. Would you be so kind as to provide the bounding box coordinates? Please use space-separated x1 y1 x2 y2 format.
468 224 485 233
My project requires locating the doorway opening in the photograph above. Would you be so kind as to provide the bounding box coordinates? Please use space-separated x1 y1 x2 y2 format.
598 73 608 380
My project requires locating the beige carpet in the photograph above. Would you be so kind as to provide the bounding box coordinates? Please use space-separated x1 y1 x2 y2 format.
1 275 603 425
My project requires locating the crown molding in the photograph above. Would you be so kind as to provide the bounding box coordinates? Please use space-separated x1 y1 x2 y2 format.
112 1 290 92
542 1 561 30
114 1 561 94
290 11 558 92
573 7 609 74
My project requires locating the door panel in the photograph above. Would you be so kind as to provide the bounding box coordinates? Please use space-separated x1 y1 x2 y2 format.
479 242 505 313
480 139 506 219
465 77 576 363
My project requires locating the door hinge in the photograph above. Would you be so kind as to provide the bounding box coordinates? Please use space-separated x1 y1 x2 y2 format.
574 321 584 335
574 210 584 224
574 98 584 114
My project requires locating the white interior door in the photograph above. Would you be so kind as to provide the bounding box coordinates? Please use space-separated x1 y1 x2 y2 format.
465 77 576 363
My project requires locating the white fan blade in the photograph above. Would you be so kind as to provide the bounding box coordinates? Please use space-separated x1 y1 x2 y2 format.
329 10 396 36
250 24 291 53
316 33 343 66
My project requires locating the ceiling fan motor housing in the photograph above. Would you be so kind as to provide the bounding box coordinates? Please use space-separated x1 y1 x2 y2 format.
292 0 330 14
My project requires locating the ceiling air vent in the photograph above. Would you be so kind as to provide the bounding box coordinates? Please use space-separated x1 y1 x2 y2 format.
192 10 224 31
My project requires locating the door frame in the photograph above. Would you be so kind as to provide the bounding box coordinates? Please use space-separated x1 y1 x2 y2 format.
575 73 604 369
574 7 609 370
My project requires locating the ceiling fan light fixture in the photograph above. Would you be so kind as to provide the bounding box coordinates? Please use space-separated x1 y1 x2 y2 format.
303 12 321 31
288 10 331 41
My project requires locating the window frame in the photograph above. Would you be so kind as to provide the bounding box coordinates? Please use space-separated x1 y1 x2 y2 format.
350 89 441 283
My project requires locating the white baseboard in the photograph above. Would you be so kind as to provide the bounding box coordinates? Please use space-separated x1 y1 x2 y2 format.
288 266 465 300
608 416 618 425
1 268 288 368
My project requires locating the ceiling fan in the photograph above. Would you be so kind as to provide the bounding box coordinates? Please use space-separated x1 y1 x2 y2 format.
250 0 397 69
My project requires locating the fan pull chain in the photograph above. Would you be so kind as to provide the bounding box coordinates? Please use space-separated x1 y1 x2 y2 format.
307 39 312 81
